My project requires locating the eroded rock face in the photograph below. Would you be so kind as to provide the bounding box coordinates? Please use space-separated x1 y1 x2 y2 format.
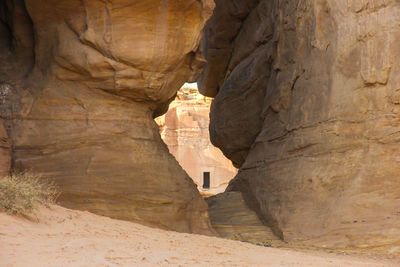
201 0 400 247
0 0 215 234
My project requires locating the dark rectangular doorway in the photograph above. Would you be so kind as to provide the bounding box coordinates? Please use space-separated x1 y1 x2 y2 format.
203 172 210 189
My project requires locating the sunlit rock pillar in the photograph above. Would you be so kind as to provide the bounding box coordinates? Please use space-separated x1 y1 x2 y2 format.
2 0 215 234
201 0 400 247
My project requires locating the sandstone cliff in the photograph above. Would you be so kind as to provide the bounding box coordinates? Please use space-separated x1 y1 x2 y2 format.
0 0 215 234
201 0 400 248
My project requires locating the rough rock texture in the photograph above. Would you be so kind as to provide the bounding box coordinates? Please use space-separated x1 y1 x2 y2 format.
0 0 215 234
206 192 283 246
0 118 10 177
201 0 400 247
156 86 237 196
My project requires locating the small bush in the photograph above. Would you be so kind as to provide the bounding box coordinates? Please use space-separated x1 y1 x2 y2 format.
0 173 59 215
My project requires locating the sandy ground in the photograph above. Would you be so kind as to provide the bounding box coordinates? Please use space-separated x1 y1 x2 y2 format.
0 205 398 267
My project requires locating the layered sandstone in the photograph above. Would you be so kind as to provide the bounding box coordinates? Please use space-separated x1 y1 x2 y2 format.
156 86 237 196
201 0 400 247
0 0 215 234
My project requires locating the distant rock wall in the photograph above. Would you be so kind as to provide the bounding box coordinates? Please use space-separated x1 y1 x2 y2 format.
156 87 237 196
201 0 400 248
0 0 215 235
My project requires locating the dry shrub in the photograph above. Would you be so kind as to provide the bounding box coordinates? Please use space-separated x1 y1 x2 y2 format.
0 173 59 215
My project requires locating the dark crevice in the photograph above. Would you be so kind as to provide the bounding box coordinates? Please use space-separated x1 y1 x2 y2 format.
0 0 35 78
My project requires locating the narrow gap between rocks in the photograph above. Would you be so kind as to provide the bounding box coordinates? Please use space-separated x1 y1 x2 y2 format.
155 82 238 198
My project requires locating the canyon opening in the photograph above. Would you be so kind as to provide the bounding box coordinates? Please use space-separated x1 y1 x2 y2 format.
155 82 237 197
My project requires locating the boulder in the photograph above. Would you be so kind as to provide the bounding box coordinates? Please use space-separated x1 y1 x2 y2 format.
201 0 400 248
0 0 215 234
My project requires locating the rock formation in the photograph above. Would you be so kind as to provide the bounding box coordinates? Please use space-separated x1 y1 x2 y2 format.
2 0 400 250
156 86 237 196
200 0 400 248
0 0 215 234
